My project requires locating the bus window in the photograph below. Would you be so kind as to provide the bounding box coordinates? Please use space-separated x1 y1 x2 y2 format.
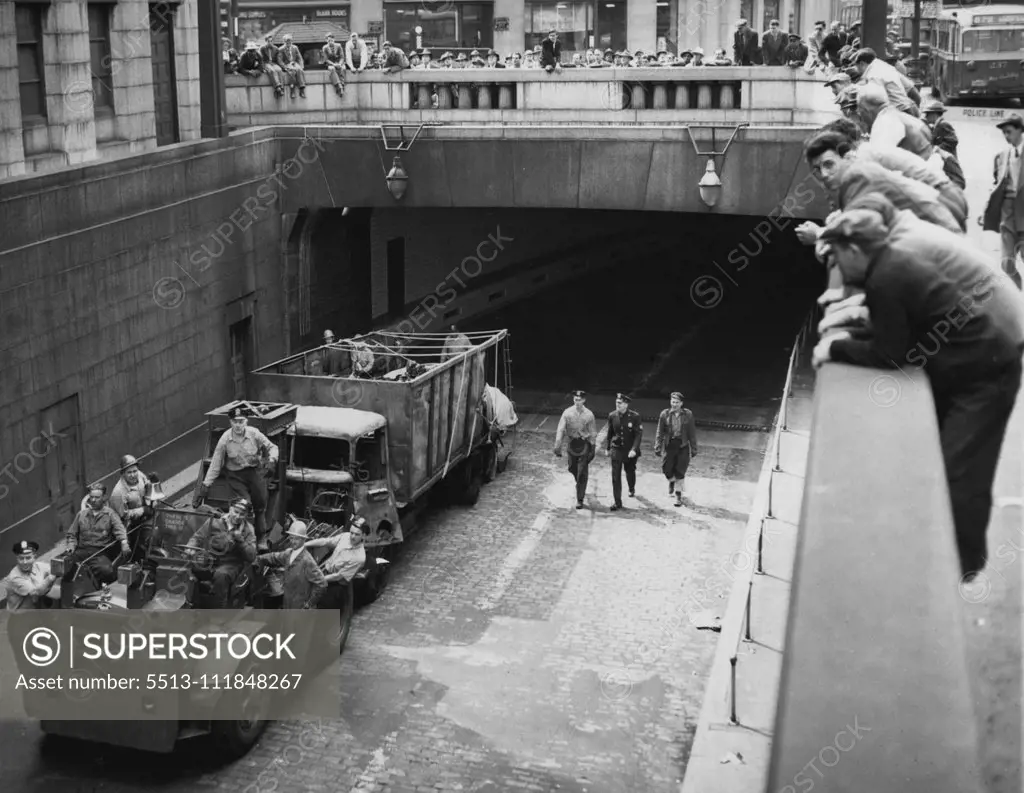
963 28 1023 54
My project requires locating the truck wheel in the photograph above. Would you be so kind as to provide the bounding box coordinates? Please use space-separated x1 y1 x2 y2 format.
460 466 483 506
211 663 270 758
362 553 391 605
482 445 498 483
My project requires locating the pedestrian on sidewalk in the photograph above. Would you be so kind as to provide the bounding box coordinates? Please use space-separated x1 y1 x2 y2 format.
655 392 698 507
597 393 643 511
554 391 596 510
981 113 1024 290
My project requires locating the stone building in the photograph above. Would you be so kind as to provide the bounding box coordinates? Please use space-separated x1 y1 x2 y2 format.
0 0 200 179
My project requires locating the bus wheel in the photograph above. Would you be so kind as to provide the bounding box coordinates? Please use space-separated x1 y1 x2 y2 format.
211 663 270 758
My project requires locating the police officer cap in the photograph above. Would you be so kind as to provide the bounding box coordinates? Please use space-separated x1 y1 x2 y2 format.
616 393 631 403
13 540 40 555
572 390 586 398
230 497 251 511
671 391 685 401
230 407 247 419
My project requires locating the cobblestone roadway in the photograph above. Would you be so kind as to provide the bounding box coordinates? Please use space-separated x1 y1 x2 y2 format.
0 419 767 793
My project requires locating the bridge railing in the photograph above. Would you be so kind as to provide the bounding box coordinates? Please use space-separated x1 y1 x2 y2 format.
225 68 839 127
766 316 985 791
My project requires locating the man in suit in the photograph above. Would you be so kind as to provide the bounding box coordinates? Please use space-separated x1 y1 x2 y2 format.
762 19 788 66
733 19 759 65
598 394 643 511
983 114 1024 290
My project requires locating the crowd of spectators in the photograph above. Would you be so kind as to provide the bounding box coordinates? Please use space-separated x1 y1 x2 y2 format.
792 43 1024 587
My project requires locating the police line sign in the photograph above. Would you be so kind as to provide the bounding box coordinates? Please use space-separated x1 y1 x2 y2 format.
0 610 343 719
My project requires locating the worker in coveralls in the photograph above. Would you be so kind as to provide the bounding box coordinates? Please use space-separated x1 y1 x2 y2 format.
257 520 327 609
554 391 596 510
66 484 131 588
655 392 698 507
598 393 643 511
3 541 57 610
196 407 279 548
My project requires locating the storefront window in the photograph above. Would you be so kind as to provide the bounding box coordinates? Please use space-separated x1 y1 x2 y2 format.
384 2 493 52
525 0 596 53
234 6 350 43
656 0 677 53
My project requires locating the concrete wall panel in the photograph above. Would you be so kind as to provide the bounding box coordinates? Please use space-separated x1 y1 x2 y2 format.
578 141 654 211
442 142 517 207
511 141 582 208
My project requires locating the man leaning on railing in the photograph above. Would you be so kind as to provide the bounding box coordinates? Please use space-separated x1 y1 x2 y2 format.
540 30 563 74
810 193 1024 585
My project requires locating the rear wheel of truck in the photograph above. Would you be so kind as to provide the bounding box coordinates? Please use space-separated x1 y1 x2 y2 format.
211 663 270 758
460 460 484 506
481 444 498 483
361 547 391 605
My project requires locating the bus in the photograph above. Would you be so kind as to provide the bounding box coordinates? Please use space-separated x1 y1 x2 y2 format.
930 5 1024 102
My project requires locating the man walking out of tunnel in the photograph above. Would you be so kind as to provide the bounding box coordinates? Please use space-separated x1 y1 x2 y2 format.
554 391 596 510
598 393 643 511
655 392 698 507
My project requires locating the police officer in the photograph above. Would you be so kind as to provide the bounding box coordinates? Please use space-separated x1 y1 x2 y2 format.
599 393 643 511
3 541 57 610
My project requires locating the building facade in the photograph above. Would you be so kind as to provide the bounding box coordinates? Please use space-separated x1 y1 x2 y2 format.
228 0 833 59
0 0 201 179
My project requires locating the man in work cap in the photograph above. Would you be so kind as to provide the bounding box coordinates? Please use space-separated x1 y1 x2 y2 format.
597 393 643 510
3 540 57 610
186 496 257 608
921 98 958 156
554 391 597 510
824 71 850 96
655 392 698 507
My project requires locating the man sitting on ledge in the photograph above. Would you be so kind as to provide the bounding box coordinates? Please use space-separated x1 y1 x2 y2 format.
810 193 1024 582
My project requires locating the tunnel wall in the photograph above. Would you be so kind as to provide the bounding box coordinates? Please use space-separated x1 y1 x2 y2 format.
0 132 285 547
366 209 673 322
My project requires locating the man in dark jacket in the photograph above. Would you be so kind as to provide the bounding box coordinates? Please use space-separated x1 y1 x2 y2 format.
733 19 759 65
812 194 1024 581
784 34 809 67
541 30 562 72
761 19 788 65
237 41 263 77
921 99 958 156
821 21 848 67
260 35 285 97
598 393 643 511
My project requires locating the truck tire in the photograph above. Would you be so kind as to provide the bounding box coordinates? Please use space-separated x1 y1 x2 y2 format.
361 550 391 605
460 464 483 506
211 663 270 758
482 444 498 483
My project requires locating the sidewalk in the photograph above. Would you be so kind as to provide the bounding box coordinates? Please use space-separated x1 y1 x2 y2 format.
678 367 813 793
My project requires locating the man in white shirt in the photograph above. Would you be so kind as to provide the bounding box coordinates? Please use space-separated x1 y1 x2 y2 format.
982 114 1024 289
849 47 918 116
856 84 933 161
305 515 368 583
346 32 369 72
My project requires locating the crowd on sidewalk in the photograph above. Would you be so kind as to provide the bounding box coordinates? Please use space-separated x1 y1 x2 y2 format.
793 55 1024 588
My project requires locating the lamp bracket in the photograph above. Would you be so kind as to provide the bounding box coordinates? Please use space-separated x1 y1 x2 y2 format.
380 124 430 152
687 123 749 158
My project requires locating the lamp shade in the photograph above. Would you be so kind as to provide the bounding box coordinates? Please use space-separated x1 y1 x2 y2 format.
698 158 722 208
386 156 409 200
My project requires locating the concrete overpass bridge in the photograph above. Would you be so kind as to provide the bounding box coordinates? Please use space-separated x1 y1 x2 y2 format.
0 69 1001 792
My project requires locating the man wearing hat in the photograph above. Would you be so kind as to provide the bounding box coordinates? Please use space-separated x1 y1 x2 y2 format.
237 40 264 77
323 34 346 96
812 195 1024 581
597 394 643 510
921 99 958 157
257 520 327 610
196 407 279 547
187 497 258 609
4 541 57 610
824 72 850 96
321 329 352 376
982 114 1024 290
689 48 705 67
554 391 597 509
84 454 150 524
67 483 130 588
733 19 759 66
849 48 919 116
655 393 698 507
762 19 788 66
381 40 409 73
785 33 808 68
486 50 504 68
856 84 932 162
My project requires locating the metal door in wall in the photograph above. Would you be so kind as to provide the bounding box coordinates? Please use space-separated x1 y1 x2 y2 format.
149 4 180 146
41 395 84 536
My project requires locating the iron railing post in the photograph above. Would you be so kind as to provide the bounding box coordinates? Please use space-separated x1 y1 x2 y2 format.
744 580 753 642
729 656 739 725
